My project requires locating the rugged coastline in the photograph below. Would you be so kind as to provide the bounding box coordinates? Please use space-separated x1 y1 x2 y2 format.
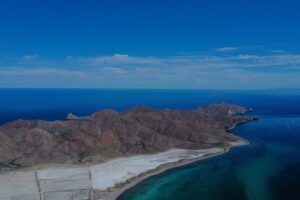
0 103 256 200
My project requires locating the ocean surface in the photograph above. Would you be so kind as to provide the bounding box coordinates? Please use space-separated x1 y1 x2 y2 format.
1 89 300 200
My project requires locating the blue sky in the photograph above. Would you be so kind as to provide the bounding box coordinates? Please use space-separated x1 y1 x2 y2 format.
0 0 300 89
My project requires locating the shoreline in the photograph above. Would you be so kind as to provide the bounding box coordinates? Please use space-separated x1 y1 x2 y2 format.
103 140 248 200
0 141 248 200
0 116 255 200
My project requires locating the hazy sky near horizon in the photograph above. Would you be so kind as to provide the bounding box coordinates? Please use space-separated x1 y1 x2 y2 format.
1 0 300 89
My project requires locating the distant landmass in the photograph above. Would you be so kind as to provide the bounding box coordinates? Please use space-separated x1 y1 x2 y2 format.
0 103 256 170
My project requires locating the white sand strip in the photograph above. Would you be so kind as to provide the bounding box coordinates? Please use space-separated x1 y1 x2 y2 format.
90 148 223 190
0 148 224 200
38 167 90 180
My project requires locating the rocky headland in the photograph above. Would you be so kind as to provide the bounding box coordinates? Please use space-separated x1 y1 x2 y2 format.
0 103 256 170
0 103 257 200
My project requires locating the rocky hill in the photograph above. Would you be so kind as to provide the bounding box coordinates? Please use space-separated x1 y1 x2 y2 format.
0 103 255 170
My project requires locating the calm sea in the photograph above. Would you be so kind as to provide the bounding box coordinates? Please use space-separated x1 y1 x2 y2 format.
1 89 300 200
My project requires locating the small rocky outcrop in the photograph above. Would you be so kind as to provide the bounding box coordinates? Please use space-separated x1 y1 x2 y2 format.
66 113 80 120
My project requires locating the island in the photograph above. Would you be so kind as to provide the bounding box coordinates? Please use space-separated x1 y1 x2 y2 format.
0 103 256 200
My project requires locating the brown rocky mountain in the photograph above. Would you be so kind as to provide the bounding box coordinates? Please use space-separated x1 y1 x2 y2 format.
0 103 255 170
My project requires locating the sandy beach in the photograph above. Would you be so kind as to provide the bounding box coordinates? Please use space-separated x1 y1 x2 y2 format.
0 140 248 200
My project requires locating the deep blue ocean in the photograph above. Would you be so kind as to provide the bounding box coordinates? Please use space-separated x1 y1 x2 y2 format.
1 89 300 200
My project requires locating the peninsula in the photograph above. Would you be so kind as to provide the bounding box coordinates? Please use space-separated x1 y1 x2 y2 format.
0 103 256 200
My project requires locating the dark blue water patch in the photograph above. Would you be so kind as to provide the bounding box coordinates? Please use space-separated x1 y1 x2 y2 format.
1 89 300 125
269 162 300 200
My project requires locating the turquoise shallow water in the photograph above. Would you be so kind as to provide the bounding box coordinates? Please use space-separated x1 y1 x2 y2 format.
1 89 300 200
119 116 300 200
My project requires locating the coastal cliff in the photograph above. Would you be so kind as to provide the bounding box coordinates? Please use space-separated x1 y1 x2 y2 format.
0 103 255 170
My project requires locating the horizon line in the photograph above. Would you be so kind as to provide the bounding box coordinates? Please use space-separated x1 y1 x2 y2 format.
1 87 300 91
